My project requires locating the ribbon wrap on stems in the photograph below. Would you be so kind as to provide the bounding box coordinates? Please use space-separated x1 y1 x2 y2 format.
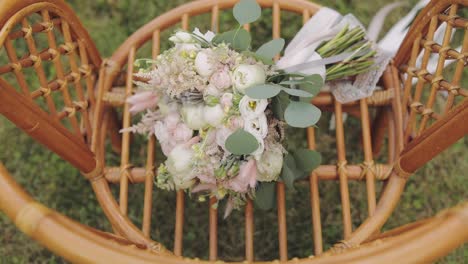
276 8 391 103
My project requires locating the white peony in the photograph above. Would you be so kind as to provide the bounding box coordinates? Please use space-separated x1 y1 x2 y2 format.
250 132 265 159
232 64 266 93
193 28 216 43
204 104 225 127
256 144 284 182
166 144 196 189
244 113 269 139
195 50 216 77
182 104 207 130
239 96 268 120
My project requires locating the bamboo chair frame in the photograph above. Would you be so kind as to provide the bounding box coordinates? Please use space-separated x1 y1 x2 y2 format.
0 0 467 263
1 161 467 264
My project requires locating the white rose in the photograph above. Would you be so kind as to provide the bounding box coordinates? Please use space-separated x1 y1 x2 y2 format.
239 96 268 120
204 104 225 127
232 64 266 93
195 50 216 77
166 144 196 189
169 31 194 44
204 84 222 97
256 144 284 182
244 113 269 139
182 105 207 130
193 28 215 43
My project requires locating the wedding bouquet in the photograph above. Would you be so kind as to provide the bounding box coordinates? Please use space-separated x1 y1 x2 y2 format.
125 0 379 216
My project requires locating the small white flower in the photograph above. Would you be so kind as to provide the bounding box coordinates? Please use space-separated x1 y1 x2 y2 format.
193 28 216 43
204 104 225 127
244 113 268 139
232 64 266 93
176 43 201 53
256 143 284 182
182 104 207 130
239 96 268 120
166 144 196 189
169 31 194 44
195 50 216 77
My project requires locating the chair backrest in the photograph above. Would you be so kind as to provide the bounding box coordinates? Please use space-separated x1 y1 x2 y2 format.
394 0 467 143
0 0 101 173
339 0 468 250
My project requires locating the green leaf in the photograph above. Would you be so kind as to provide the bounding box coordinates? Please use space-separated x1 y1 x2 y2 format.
281 154 297 189
271 92 289 120
233 0 261 25
225 129 259 155
281 88 313 98
304 74 324 86
245 84 282 99
284 101 321 128
299 82 322 102
292 149 322 173
254 182 276 210
212 29 251 51
256 38 285 60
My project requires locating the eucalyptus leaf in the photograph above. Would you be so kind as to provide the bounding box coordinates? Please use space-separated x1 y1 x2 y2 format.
233 0 262 25
281 155 297 189
225 129 259 155
254 182 276 210
304 74 324 86
279 79 305 85
271 92 289 120
281 88 313 98
212 29 251 51
284 101 322 128
245 84 282 99
299 81 322 102
292 149 322 174
256 38 285 60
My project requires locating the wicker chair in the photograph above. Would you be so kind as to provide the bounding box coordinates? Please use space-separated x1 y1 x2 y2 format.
0 0 466 263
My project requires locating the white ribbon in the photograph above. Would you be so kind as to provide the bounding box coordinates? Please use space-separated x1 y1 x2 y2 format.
277 7 385 103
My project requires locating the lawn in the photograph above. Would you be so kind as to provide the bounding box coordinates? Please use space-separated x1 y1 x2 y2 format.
0 0 467 263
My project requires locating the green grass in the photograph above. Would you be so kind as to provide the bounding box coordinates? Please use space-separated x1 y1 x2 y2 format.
0 0 467 263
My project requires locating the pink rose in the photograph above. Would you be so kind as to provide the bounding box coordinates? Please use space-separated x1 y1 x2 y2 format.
174 123 193 143
224 159 257 193
210 67 232 90
126 91 159 114
154 113 194 156
228 116 244 130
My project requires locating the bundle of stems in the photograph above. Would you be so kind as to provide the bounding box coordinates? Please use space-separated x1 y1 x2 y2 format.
317 24 376 81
